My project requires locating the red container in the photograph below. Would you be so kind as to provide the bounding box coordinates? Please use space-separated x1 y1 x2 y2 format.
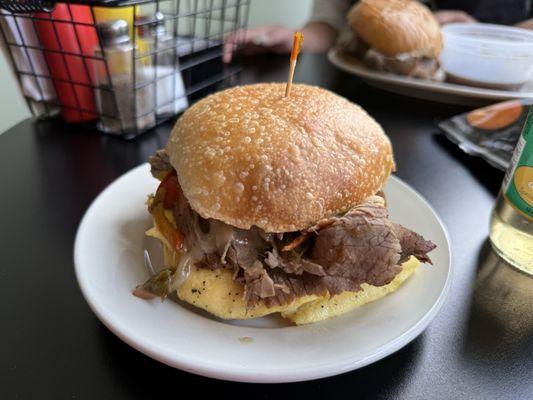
34 4 99 122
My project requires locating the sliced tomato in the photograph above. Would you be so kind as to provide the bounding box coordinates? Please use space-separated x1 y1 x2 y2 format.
152 203 185 251
162 174 179 209
155 171 180 209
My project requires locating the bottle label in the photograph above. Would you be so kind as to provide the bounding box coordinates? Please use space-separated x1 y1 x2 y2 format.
502 107 533 220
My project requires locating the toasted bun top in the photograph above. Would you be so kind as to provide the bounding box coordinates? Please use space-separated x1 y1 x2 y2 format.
167 83 394 233
347 0 442 57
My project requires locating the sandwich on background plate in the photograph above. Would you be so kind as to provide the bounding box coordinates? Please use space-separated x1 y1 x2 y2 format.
134 83 436 325
346 0 445 81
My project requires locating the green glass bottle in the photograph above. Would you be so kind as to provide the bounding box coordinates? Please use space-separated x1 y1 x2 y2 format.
489 107 533 274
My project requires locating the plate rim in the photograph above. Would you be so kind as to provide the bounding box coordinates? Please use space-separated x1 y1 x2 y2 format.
328 47 533 101
73 163 453 383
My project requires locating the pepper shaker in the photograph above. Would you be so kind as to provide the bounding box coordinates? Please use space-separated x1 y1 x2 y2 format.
94 19 155 135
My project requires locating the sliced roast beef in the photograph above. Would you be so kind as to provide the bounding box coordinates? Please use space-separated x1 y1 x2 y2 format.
149 149 172 178
243 261 276 299
393 225 436 264
184 194 434 307
256 196 435 306
264 247 326 276
261 271 326 307
258 271 364 308
310 196 403 288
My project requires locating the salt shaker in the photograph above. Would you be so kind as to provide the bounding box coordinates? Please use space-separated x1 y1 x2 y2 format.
137 12 188 117
94 19 155 135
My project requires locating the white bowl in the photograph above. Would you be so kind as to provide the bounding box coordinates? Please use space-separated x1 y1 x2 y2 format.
441 23 533 90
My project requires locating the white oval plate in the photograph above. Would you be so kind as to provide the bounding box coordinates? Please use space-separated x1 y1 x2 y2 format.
328 47 533 106
74 163 452 383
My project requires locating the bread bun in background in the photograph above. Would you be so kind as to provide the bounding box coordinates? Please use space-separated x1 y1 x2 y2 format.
166 83 394 233
347 0 443 58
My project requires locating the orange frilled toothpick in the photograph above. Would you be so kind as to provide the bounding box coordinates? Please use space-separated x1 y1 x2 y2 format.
285 31 304 98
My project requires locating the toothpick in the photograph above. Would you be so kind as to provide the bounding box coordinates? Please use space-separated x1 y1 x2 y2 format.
285 31 304 98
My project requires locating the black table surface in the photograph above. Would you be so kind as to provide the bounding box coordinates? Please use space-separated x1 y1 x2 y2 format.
1 53 532 399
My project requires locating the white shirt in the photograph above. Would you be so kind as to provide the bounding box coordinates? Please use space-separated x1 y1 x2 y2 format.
308 0 352 32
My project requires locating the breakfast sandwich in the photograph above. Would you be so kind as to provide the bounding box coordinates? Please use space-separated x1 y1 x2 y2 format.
134 83 436 324
346 0 444 80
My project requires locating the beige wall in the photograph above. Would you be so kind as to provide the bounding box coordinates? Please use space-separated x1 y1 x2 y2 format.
0 46 31 133
0 0 313 133
248 0 312 28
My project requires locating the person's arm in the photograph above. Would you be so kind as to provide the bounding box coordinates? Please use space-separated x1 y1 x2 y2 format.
301 22 338 51
515 18 533 29
222 0 349 63
222 21 338 64
433 10 477 25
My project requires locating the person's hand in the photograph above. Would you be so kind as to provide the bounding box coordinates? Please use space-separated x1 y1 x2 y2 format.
433 10 477 25
223 24 293 64
515 18 533 30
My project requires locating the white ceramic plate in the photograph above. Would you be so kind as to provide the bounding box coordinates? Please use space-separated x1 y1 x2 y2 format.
74 163 452 383
328 47 533 106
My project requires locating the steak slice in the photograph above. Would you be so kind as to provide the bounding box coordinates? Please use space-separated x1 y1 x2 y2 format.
311 196 403 288
149 149 172 178
393 224 436 264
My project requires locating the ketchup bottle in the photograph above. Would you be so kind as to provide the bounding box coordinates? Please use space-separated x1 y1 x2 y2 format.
34 3 99 122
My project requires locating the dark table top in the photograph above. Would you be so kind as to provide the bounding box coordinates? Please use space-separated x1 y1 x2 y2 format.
1 53 532 399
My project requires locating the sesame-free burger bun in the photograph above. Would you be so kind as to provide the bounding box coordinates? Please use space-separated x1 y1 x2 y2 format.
347 0 443 57
166 83 394 233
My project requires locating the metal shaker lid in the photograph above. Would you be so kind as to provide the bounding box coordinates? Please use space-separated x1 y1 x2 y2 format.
97 19 130 46
136 11 167 38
